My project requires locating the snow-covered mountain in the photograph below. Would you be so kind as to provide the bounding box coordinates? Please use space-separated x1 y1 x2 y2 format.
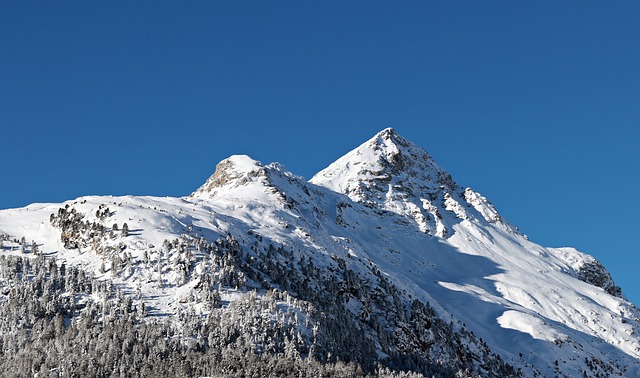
0 128 638 377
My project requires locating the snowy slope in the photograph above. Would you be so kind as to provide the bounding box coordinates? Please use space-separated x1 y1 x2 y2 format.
1 129 639 377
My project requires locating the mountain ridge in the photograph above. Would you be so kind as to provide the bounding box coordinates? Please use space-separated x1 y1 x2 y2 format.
0 129 637 377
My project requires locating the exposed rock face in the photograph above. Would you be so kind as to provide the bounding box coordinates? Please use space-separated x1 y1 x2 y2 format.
547 247 625 299
578 259 623 298
190 155 268 198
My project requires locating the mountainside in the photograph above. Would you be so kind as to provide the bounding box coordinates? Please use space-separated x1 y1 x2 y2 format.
0 129 638 377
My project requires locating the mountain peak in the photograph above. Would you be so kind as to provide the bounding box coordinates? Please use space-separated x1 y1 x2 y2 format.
366 128 413 169
373 127 407 145
310 128 453 198
190 155 267 198
374 126 401 141
311 129 460 235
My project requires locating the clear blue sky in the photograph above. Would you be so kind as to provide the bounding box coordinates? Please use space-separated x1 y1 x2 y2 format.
2 2 639 304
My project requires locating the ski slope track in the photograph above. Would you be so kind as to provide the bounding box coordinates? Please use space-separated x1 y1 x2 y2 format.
1 128 639 377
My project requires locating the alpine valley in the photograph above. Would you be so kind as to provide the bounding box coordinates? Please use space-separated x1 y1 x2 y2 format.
0 129 638 377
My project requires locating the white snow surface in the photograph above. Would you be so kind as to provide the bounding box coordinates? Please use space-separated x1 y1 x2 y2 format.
1 128 639 377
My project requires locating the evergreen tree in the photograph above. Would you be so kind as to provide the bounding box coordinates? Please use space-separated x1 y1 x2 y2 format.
20 237 26 253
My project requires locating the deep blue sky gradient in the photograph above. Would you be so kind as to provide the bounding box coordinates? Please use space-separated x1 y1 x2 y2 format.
1 2 639 303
